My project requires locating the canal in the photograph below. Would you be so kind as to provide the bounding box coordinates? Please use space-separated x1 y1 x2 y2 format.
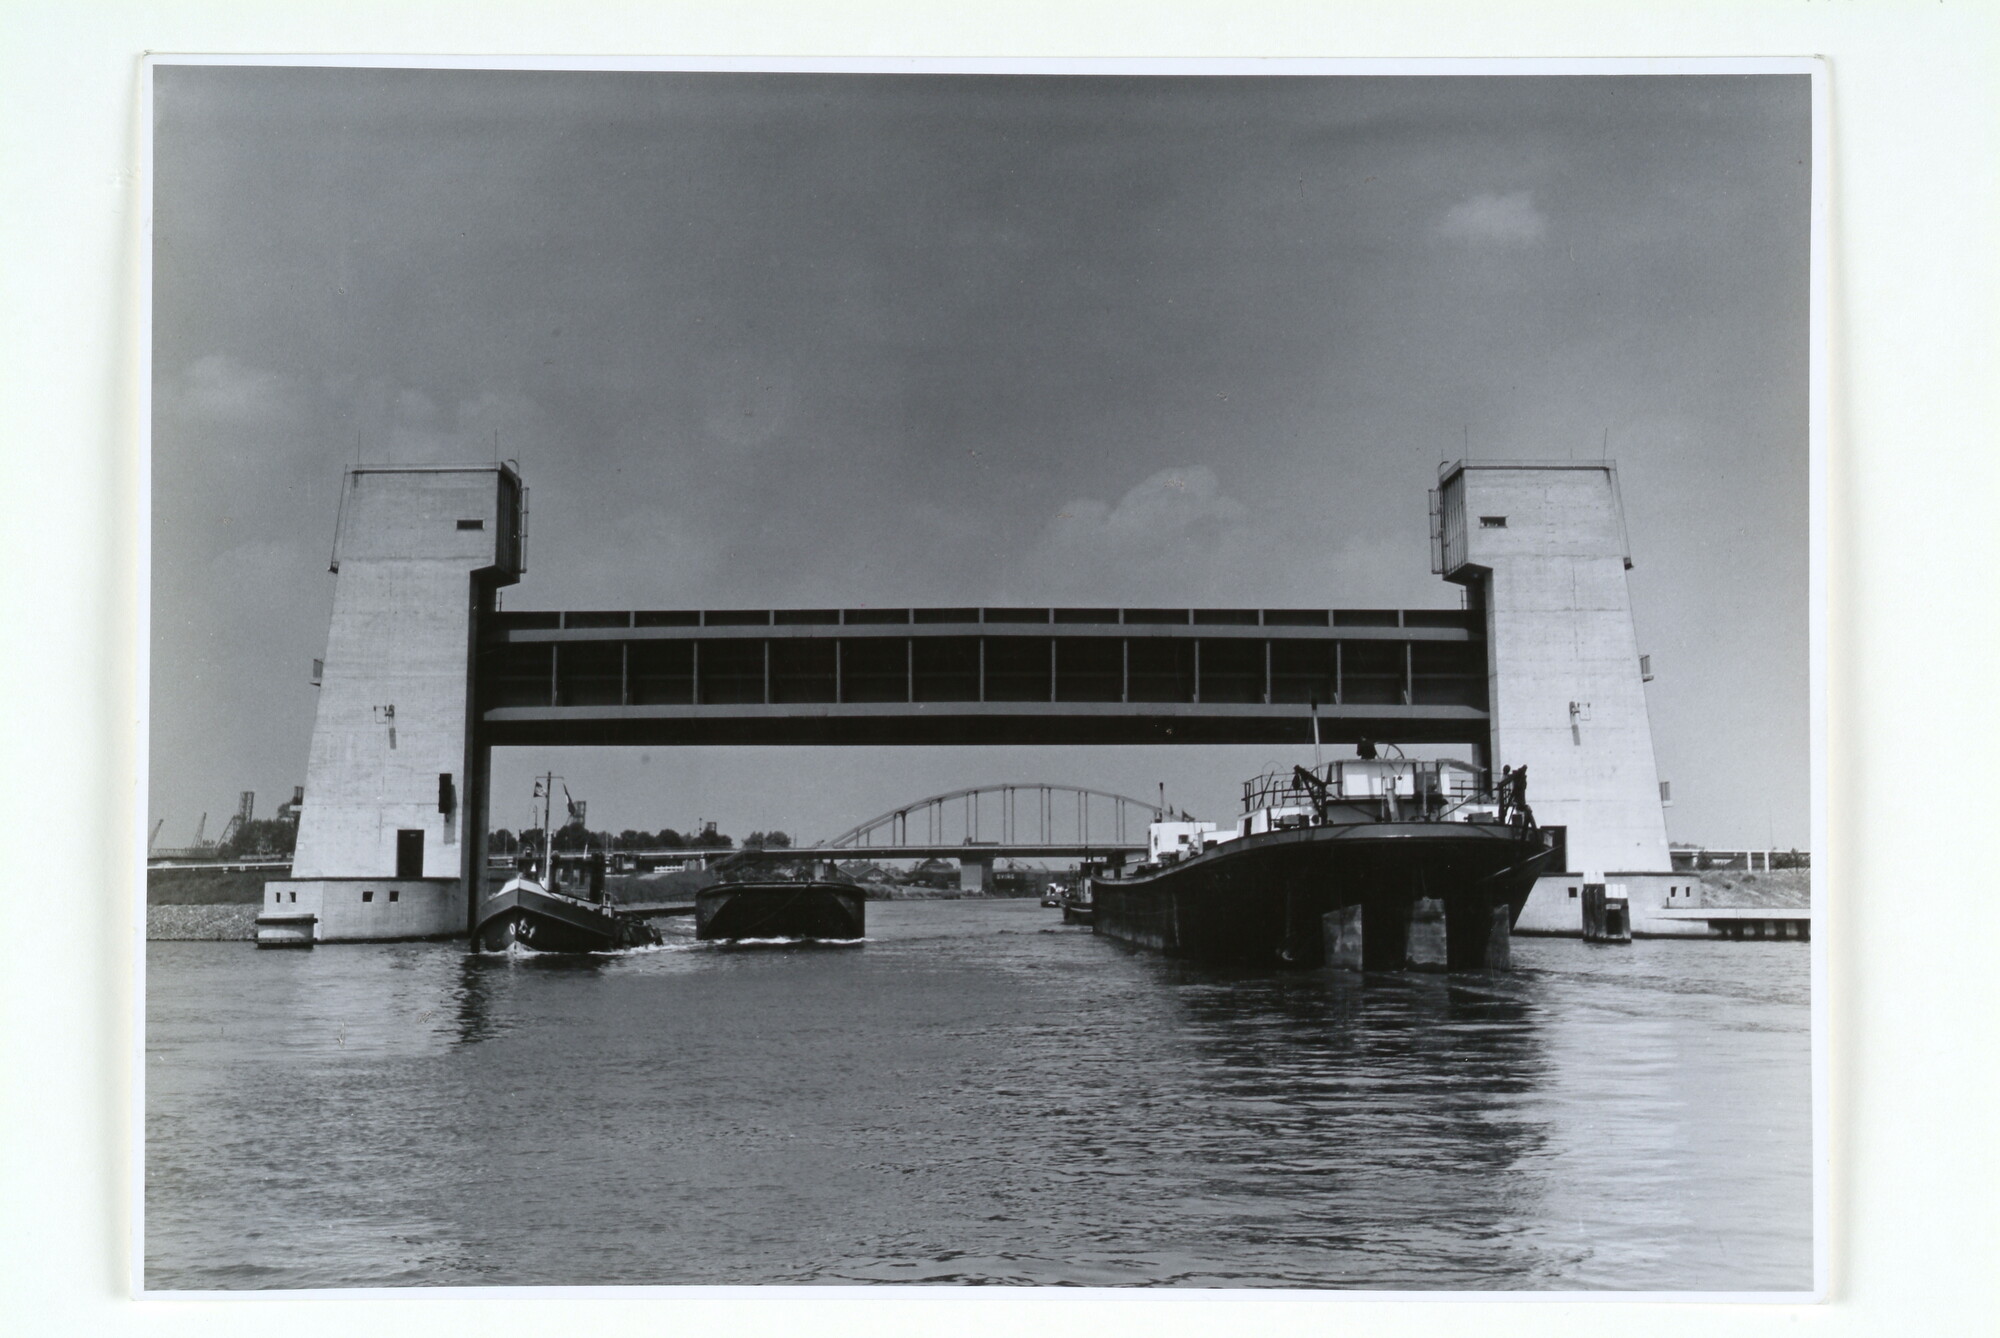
145 899 1812 1290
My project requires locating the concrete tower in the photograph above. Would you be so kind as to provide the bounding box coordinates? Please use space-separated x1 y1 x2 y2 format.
1433 461 1692 934
264 464 523 942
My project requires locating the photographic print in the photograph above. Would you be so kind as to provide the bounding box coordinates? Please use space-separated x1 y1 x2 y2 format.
142 58 1822 1294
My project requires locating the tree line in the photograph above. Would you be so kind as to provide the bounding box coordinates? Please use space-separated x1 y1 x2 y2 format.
488 823 793 854
206 817 797 860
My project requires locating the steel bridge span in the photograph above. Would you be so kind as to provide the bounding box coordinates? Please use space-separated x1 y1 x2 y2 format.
730 783 1164 887
476 605 1488 749
820 782 1166 849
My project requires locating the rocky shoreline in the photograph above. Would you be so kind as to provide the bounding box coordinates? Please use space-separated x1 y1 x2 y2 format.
148 904 260 941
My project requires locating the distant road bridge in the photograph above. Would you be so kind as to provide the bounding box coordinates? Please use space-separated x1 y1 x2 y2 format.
822 782 1166 848
732 782 1163 888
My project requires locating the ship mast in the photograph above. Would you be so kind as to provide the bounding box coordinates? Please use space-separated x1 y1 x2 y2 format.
543 771 556 885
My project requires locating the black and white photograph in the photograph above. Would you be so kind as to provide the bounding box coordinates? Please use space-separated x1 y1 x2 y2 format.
141 57 1824 1295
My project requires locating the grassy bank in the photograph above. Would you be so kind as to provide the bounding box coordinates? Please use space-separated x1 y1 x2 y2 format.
1698 868 1811 909
147 867 273 905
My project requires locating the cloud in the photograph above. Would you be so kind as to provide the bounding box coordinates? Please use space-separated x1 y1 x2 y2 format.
1005 466 1257 602
378 386 547 465
161 357 555 475
167 354 307 428
1049 465 1248 544
1436 191 1547 246
1000 464 1446 610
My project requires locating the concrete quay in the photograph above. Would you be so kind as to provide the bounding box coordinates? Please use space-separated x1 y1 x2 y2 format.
1650 907 1813 940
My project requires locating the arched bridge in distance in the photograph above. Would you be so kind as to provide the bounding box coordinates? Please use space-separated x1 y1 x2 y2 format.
735 783 1169 886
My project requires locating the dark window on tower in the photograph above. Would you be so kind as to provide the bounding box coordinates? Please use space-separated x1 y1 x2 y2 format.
362 889 374 903
396 829 424 878
457 518 485 530
1542 826 1567 873
1479 516 1508 528
389 889 400 902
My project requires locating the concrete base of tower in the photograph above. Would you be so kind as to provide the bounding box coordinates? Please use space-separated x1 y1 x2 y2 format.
259 878 465 943
1513 872 1711 938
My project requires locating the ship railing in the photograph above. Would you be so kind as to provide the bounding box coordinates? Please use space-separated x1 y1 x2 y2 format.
1240 762 1494 824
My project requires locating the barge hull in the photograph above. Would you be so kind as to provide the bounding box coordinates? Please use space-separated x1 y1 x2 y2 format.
695 882 866 941
1092 823 1553 970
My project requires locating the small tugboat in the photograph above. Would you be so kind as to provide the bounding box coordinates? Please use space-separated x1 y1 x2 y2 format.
1090 748 1556 971
1059 863 1100 924
695 865 865 941
1060 885 1094 925
473 775 662 954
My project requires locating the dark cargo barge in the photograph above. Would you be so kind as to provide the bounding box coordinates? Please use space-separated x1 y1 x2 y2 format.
695 880 866 941
1090 757 1556 970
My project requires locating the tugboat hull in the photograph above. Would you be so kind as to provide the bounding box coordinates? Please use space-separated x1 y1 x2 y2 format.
1092 822 1554 969
695 881 866 941
474 879 662 954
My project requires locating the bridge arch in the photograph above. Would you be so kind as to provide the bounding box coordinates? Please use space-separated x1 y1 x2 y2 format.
820 783 1166 850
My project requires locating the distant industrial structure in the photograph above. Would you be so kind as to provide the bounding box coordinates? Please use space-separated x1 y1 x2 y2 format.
150 789 302 866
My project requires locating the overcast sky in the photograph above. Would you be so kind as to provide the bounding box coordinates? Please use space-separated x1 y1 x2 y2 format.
150 66 1810 849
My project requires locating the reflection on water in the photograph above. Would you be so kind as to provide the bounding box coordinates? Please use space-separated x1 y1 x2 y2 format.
1153 968 1554 1287
146 902 1811 1290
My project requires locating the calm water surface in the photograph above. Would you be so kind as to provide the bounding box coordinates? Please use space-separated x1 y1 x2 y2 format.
146 900 1812 1290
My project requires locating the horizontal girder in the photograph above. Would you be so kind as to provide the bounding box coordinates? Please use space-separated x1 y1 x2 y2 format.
475 607 1489 748
489 606 1473 633
480 702 1489 748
